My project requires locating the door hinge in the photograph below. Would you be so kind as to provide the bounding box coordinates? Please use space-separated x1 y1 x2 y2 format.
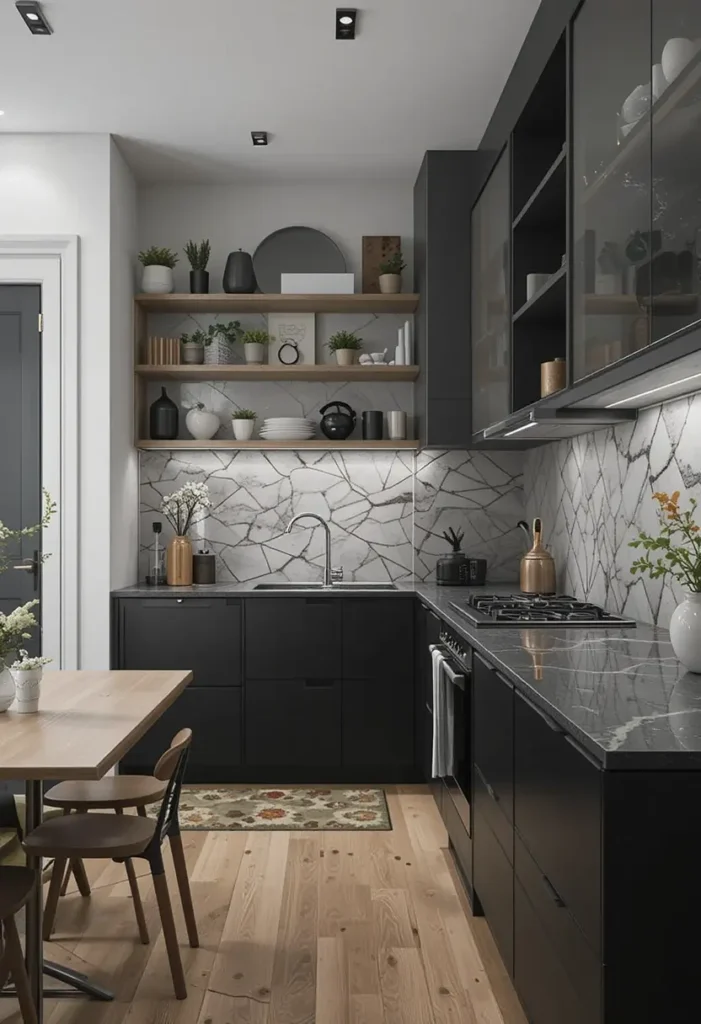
38 313 44 333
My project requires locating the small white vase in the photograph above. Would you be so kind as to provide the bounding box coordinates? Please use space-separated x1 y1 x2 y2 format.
670 592 701 673
378 273 401 295
0 663 15 713
10 667 42 714
186 406 220 441
141 265 174 294
244 342 266 365
232 419 255 441
661 37 696 84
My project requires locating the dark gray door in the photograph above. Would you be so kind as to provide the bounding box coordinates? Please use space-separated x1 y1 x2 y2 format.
0 285 42 656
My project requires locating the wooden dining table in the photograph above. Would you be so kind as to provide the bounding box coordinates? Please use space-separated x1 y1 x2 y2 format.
0 668 192 1024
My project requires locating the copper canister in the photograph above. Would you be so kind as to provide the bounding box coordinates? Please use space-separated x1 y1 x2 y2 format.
541 358 566 397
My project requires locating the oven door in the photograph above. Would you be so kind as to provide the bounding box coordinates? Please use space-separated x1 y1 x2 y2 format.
429 646 472 837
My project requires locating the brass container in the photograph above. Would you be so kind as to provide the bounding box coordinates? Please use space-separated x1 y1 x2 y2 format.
520 517 556 594
540 358 566 397
167 535 193 586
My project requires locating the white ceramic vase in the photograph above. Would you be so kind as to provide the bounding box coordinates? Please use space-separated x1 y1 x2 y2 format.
661 37 696 84
0 663 15 713
141 265 174 294
378 273 401 294
670 592 701 673
186 406 220 441
10 667 42 714
244 342 266 365
232 419 255 441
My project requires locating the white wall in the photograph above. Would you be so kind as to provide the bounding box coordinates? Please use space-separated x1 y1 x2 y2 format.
137 180 414 292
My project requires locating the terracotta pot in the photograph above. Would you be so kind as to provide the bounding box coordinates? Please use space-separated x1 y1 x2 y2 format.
335 349 356 366
167 536 193 586
378 273 401 294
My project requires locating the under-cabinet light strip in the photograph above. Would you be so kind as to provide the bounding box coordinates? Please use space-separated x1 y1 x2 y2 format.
605 370 701 408
502 421 538 437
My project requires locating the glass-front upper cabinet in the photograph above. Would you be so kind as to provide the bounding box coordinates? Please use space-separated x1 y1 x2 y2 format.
572 0 652 382
651 1 701 343
472 148 510 434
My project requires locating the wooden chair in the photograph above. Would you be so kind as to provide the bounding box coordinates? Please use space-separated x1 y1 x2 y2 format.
24 730 197 1000
0 866 38 1023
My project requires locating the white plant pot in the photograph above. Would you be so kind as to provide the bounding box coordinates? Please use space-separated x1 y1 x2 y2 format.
186 407 220 441
378 273 401 295
335 349 356 366
141 265 174 295
0 663 15 713
204 338 235 365
10 667 42 714
670 592 701 673
661 37 696 85
244 342 266 365
232 419 255 441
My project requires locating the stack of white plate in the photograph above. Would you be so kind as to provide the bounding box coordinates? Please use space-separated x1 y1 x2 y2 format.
260 417 316 440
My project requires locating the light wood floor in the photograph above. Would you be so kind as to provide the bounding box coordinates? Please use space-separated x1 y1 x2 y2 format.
0 786 527 1024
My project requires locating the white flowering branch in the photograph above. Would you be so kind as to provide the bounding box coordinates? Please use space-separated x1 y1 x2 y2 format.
0 490 56 577
11 649 51 671
0 601 40 661
160 482 212 536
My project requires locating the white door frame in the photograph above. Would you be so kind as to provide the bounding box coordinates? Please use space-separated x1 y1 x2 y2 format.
0 236 79 669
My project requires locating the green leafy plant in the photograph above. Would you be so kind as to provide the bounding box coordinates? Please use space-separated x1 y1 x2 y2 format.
630 490 701 592
181 329 207 346
442 527 464 552
138 246 179 268
184 239 211 271
232 409 257 420
378 251 406 276
326 330 362 352
203 321 242 346
241 329 271 346
0 491 55 660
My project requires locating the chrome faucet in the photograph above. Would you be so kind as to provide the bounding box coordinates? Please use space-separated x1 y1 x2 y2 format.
285 513 343 587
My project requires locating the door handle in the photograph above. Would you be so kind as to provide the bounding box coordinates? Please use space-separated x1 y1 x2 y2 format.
12 550 40 591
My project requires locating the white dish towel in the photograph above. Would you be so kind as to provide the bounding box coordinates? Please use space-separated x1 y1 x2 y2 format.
431 647 454 777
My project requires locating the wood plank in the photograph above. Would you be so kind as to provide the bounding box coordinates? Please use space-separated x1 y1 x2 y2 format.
316 937 349 1024
379 947 435 1024
197 990 269 1023
134 364 419 383
269 836 319 1024
134 293 419 314
318 833 372 939
398 792 448 853
136 439 419 452
371 889 417 950
348 995 385 1024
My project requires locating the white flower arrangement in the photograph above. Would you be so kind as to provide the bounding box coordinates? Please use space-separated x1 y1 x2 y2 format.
11 650 51 671
160 482 212 536
0 601 40 662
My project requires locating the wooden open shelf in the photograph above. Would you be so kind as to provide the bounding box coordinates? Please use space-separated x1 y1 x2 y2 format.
137 439 419 451
513 265 567 324
135 364 420 383
513 147 566 231
135 293 419 314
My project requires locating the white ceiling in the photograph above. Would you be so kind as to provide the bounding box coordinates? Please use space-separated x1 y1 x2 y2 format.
0 0 540 183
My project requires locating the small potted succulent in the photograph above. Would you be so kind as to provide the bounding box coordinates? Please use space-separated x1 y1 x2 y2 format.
180 328 206 365
378 251 407 294
204 320 242 365
184 239 211 294
10 651 51 715
232 408 257 441
138 246 179 294
241 329 270 365
327 330 362 366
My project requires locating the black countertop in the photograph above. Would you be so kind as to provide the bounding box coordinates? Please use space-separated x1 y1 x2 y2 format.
113 581 701 769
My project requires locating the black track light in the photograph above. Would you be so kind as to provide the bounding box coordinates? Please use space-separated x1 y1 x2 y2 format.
251 131 268 147
336 8 357 40
16 1 52 35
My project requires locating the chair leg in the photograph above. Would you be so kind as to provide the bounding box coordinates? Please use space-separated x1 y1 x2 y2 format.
151 870 187 1000
59 861 72 897
3 915 38 1024
125 859 150 945
137 805 148 817
168 833 199 949
71 858 91 898
43 857 67 941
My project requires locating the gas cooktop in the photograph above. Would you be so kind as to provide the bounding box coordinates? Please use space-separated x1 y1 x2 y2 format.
450 593 636 628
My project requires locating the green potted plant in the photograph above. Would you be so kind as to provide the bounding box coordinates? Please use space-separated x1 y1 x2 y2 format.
231 408 257 441
204 320 242 365
138 246 179 294
241 329 270 365
327 330 362 366
378 251 407 294
180 328 207 365
184 239 211 294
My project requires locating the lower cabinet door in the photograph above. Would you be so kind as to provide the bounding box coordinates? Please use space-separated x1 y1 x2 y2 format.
473 807 514 975
121 687 242 781
343 675 414 769
246 678 342 768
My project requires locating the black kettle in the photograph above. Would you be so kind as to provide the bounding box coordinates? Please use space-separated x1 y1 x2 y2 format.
319 401 356 440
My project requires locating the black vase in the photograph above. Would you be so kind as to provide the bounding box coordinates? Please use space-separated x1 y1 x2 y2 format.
189 269 209 294
149 387 179 440
223 250 256 293
362 411 384 441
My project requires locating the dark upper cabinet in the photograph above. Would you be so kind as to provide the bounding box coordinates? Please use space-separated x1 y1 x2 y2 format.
414 150 492 447
245 597 341 680
471 147 511 434
571 0 653 382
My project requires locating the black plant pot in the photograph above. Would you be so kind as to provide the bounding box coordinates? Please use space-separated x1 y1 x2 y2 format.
223 250 256 293
149 386 179 440
189 269 209 294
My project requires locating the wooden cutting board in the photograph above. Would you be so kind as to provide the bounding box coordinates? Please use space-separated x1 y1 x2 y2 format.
362 235 401 293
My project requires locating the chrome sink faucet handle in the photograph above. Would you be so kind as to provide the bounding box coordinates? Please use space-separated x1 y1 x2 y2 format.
330 566 344 583
285 512 340 587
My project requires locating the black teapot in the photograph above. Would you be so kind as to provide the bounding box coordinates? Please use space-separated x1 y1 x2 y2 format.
319 401 356 440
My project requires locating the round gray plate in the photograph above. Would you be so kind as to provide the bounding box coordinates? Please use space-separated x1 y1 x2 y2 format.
253 226 346 293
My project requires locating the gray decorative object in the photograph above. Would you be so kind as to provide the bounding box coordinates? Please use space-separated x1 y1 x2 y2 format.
252 226 346 294
223 250 256 293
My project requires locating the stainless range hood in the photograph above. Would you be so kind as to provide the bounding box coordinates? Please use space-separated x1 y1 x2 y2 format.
482 406 637 440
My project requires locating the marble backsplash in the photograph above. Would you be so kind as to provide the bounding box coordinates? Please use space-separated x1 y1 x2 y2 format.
524 392 701 628
140 449 525 584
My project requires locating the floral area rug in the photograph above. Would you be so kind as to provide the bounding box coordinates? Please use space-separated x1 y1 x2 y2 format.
153 786 391 831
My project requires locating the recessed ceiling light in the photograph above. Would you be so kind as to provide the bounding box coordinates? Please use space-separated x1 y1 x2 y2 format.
340 15 353 24
16 1 52 34
251 131 268 147
336 8 357 39
26 11 39 18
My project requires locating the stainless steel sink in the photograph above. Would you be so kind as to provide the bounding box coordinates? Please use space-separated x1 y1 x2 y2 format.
253 582 398 591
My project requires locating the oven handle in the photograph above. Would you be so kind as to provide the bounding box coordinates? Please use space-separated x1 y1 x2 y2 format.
429 645 467 691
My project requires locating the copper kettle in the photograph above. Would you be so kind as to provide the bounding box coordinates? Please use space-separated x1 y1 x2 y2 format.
519 517 556 594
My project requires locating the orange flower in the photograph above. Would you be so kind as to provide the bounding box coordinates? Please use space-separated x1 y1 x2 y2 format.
672 490 680 503
257 808 286 820
653 491 669 503
692 526 700 533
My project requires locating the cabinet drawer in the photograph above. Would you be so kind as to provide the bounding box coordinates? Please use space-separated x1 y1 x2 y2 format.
245 678 341 767
474 765 513 865
343 598 413 678
515 879 597 1024
119 599 242 686
343 675 414 768
514 690 602 954
442 781 472 892
473 803 513 975
473 653 513 822
245 598 341 679
515 833 601 1022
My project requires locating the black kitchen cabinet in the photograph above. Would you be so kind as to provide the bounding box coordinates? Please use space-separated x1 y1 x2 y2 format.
118 598 242 686
245 678 342 769
245 597 341 680
473 653 514 856
473 771 514 975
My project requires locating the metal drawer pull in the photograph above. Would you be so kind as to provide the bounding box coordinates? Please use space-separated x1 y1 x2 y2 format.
517 690 562 732
541 873 566 908
563 733 602 770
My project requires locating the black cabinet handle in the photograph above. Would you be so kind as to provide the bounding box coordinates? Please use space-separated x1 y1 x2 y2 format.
541 873 566 908
305 597 334 606
516 690 562 733
563 733 603 770
304 678 334 688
